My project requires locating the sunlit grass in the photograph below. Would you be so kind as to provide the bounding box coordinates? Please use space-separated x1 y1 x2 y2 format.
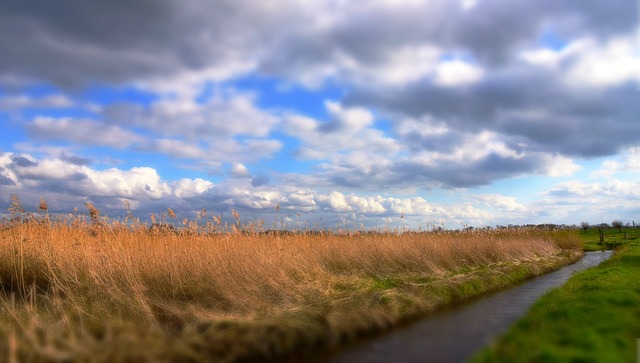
580 226 640 251
0 197 582 362
472 228 640 363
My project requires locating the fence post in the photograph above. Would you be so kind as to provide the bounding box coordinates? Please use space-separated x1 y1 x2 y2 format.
599 229 604 244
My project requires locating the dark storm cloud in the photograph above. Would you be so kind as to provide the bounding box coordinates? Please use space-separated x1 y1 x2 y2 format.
251 174 270 187
435 0 634 64
259 0 635 80
324 151 545 190
0 0 285 88
60 153 92 166
2 0 634 88
1 0 175 87
1 0 636 194
10 155 38 167
348 68 555 123
348 67 639 159
27 171 87 183
33 176 88 194
0 173 15 186
399 128 465 154
422 152 538 188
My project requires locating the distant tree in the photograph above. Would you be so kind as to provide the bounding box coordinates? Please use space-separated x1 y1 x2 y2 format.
580 221 589 234
611 220 624 232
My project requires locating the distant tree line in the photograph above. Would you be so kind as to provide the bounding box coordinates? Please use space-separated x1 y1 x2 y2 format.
578 220 636 234
490 221 638 234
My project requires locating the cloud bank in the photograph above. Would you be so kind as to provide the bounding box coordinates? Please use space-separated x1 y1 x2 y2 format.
0 0 637 227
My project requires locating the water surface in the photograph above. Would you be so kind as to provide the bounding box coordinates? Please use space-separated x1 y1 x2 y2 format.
320 250 614 363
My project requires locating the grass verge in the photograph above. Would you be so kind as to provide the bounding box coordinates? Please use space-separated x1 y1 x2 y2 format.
581 227 640 251
471 229 640 363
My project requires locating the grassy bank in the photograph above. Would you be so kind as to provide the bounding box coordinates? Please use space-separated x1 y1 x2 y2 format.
581 226 639 251
472 228 640 363
0 213 581 362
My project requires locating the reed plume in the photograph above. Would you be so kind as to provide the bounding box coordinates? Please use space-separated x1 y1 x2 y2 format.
84 201 100 224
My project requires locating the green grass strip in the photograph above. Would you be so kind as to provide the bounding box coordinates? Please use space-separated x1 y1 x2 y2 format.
472 231 640 363
581 227 640 251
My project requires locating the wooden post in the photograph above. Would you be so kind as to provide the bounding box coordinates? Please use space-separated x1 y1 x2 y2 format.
599 229 604 244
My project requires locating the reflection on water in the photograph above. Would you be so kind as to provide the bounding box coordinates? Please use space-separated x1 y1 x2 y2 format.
321 251 614 363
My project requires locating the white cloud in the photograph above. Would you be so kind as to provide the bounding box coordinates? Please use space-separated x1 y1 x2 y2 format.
317 191 351 212
590 160 619 179
343 45 442 87
146 138 207 159
541 154 581 177
137 62 257 99
374 0 427 8
0 153 18 185
396 116 450 138
533 178 640 224
474 194 527 212
134 89 280 141
13 157 83 180
0 94 75 110
434 59 485 87
384 196 434 215
460 0 479 11
444 204 493 221
565 36 638 88
314 191 389 215
206 139 283 163
548 180 601 197
1 154 217 209
346 194 387 214
325 101 374 132
172 178 214 198
1 155 212 210
230 162 250 178
408 131 522 166
101 88 284 164
221 186 282 209
545 179 640 202
26 117 144 148
283 190 316 207
590 147 640 178
313 192 433 216
522 36 640 88
520 48 565 70
1 0 638 228
17 88 284 165
5 151 637 229
82 167 171 199
285 101 399 160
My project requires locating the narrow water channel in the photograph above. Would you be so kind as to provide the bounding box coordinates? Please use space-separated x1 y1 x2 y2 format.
319 250 614 363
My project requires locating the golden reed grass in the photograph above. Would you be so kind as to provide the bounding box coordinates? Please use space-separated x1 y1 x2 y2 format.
0 200 581 362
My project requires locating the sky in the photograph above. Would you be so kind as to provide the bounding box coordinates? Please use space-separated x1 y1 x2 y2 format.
0 0 639 229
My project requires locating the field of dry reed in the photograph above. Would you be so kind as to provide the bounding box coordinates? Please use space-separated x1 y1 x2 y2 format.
0 198 581 362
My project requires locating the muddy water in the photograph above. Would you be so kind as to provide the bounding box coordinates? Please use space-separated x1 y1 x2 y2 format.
319 250 614 363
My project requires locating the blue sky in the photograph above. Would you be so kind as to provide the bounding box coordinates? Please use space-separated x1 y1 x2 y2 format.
0 0 638 229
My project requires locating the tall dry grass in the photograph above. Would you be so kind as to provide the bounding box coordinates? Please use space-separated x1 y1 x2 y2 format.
0 204 581 362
